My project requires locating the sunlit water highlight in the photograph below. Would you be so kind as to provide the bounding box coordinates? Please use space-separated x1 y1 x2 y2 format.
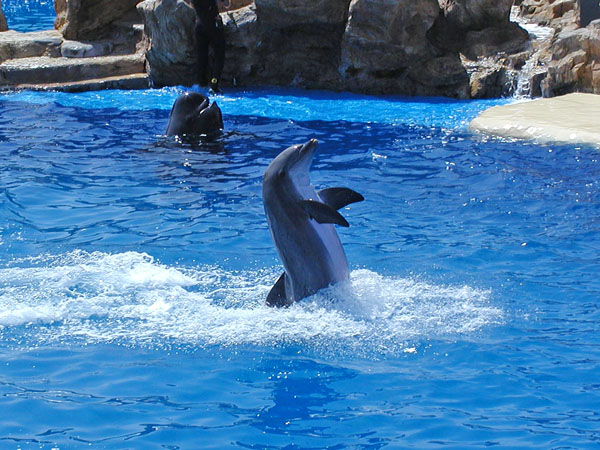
1 0 55 32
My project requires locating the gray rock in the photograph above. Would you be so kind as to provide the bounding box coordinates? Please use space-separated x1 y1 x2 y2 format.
340 0 460 95
221 4 259 85
135 0 594 98
61 40 114 58
0 54 145 86
0 30 63 62
137 0 196 87
581 0 600 27
255 0 351 28
250 0 351 89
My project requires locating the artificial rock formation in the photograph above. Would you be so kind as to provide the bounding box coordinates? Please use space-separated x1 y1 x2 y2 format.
429 0 529 98
137 0 598 98
0 0 148 92
55 0 142 40
542 21 600 96
340 0 469 97
512 0 600 97
137 0 197 86
253 0 351 88
515 0 580 31
220 0 253 12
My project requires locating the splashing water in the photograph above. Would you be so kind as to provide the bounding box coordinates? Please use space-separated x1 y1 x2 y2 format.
0 251 502 355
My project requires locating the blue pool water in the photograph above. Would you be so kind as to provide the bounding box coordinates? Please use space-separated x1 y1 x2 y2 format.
1 86 599 449
2 0 56 32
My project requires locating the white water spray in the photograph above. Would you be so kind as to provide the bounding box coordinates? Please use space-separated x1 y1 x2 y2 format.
510 6 556 98
0 251 503 355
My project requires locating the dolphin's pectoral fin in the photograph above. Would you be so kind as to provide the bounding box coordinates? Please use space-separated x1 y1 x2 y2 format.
318 187 364 210
300 200 350 227
266 272 289 307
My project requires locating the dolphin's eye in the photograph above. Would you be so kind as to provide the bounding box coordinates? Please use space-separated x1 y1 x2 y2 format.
277 169 286 179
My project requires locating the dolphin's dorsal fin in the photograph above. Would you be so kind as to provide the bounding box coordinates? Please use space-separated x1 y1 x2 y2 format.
300 200 350 227
266 272 289 307
318 188 364 210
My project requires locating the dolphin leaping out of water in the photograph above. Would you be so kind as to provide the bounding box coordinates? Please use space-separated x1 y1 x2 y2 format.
262 139 364 307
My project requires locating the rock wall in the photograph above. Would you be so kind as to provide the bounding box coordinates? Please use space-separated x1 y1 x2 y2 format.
429 0 528 98
340 0 470 97
138 0 598 98
252 0 351 88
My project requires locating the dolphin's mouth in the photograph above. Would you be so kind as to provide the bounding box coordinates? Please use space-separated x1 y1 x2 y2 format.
293 139 318 170
287 139 318 191
299 138 318 158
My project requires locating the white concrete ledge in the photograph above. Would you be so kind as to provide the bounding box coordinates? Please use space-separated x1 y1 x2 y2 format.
469 93 600 147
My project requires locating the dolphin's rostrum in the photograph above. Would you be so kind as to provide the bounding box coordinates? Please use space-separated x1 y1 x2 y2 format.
262 139 364 307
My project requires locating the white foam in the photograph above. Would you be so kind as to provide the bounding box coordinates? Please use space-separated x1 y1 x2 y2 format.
0 251 503 355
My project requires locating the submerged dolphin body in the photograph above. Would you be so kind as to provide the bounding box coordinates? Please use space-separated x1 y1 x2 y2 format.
166 92 223 136
262 139 364 307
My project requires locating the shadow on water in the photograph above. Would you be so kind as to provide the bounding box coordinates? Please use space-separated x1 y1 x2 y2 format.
224 358 359 442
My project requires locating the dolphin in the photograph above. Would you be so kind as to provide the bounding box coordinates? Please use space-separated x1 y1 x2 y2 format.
166 91 223 136
262 139 364 307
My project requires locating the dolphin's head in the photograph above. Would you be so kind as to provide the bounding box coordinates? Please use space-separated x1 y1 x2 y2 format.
166 92 223 136
263 139 318 195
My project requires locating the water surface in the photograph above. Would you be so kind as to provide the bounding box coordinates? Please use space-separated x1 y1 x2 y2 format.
0 87 599 449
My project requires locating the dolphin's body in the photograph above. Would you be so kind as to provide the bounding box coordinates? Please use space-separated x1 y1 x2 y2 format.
262 139 364 307
166 92 223 136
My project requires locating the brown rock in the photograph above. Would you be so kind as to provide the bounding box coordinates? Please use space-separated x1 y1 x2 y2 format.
55 0 143 40
516 0 579 31
542 22 600 95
